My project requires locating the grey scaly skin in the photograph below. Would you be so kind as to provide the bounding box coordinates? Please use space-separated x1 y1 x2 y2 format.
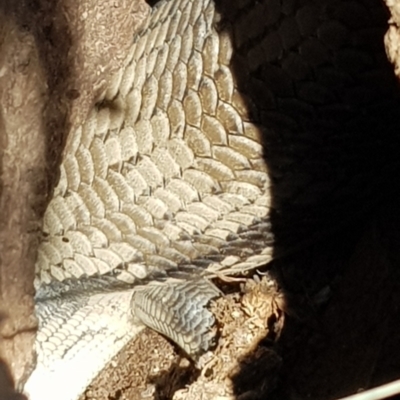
132 278 222 359
25 0 271 398
23 0 400 398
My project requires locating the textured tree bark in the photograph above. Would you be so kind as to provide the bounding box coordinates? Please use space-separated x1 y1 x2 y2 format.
0 13 48 388
386 0 400 78
0 0 149 389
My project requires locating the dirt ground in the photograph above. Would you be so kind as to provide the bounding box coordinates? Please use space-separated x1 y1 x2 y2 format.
80 276 284 400
78 198 400 400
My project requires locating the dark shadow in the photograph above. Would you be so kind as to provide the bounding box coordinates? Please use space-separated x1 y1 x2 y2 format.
0 358 27 400
146 0 160 7
230 345 282 400
211 0 400 398
148 358 199 400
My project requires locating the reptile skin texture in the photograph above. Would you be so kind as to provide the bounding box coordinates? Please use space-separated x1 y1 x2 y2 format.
25 1 271 398
23 0 400 399
132 278 221 359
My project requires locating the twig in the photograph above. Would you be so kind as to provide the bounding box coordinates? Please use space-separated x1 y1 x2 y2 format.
336 379 400 400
